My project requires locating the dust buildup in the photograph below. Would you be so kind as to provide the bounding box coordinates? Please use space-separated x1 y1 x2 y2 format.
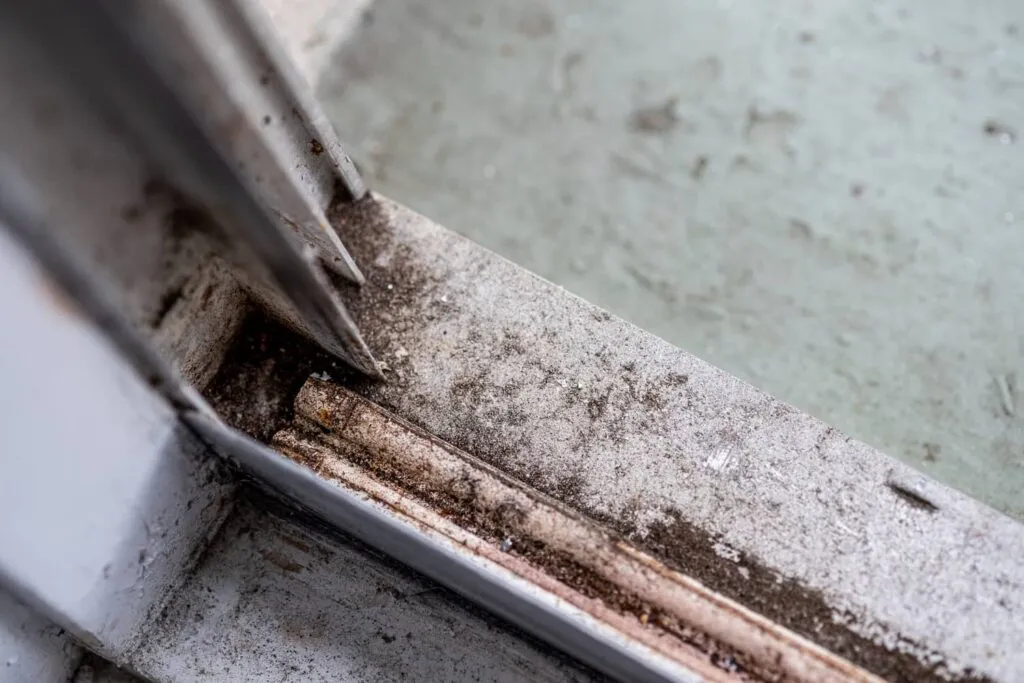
209 194 993 683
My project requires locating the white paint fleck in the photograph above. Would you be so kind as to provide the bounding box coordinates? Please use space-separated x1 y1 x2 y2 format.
713 541 741 563
704 440 738 473
834 520 857 536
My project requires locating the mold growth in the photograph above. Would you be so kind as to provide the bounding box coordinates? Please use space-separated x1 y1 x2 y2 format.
206 194 996 683
612 509 986 683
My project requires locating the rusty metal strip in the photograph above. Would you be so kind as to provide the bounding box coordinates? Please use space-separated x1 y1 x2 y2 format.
185 412 696 683
269 378 884 683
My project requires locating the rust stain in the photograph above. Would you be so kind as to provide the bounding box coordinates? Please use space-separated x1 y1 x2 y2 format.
205 202 993 683
272 379 890 683
319 196 990 683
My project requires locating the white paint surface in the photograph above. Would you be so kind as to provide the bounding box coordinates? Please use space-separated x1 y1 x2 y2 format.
0 230 231 660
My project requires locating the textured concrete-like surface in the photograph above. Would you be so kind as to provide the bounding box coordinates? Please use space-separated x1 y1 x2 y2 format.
73 655 145 683
327 195 1024 681
130 497 603 683
274 379 883 683
319 0 1024 519
0 590 81 683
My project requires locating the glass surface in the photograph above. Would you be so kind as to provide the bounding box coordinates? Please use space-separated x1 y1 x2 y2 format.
321 0 1024 518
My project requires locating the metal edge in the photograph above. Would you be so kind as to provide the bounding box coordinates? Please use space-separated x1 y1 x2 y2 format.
183 410 702 683
228 0 368 202
2 0 379 377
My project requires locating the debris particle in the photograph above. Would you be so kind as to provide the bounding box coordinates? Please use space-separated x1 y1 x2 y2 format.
500 537 513 552
850 183 865 197
690 155 709 180
394 346 410 360
552 51 584 94
309 139 324 155
516 10 555 39
629 97 679 134
923 443 941 463
713 541 741 563
712 654 739 673
610 151 663 182
995 373 1016 417
983 119 1016 144
440 294 449 303
744 105 800 143
639 612 649 625
386 283 394 290
797 31 815 44
788 218 813 240
887 481 939 513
